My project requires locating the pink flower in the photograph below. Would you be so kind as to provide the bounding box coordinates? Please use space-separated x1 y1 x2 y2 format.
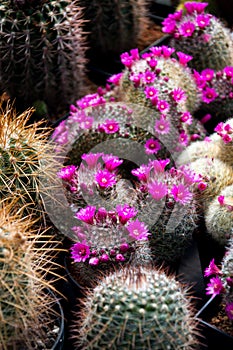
116 204 137 224
171 184 192 204
119 243 130 252
180 111 193 125
148 58 158 68
143 71 156 84
202 87 218 103
214 122 224 134
144 86 159 99
99 254 109 263
57 165 77 182
172 88 187 102
132 164 151 182
200 113 212 124
198 182 207 191
179 21 196 37
154 117 170 135
107 73 123 85
196 14 210 28
157 100 170 113
150 46 162 56
176 52 193 66
76 206 96 224
222 134 232 143
206 276 225 296
185 2 208 14
115 254 126 262
89 257 99 265
81 153 103 169
201 68 214 81
162 46 175 58
148 181 168 200
204 259 222 277
95 169 116 188
150 159 170 173
130 48 140 61
129 73 141 87
120 52 133 68
179 132 189 146
101 119 119 134
225 303 233 320
162 17 177 34
102 154 123 171
144 138 161 154
218 195 225 206
126 219 150 240
71 242 90 263
223 66 233 78
193 70 207 88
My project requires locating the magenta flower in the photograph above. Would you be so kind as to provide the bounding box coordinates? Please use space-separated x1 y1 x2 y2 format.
132 164 151 182
214 122 224 134
129 73 141 87
200 113 212 124
107 73 123 85
156 100 170 113
218 195 225 206
171 184 192 204
130 48 140 61
150 159 170 173
162 46 175 58
148 58 158 68
148 181 168 200
223 66 233 78
202 87 218 103
144 86 158 99
144 138 161 154
162 17 177 34
176 52 193 66
154 117 170 135
116 204 137 224
222 134 232 143
89 257 99 265
225 303 233 320
95 169 116 188
179 21 196 37
150 46 162 57
76 206 96 224
185 2 208 14
180 111 193 125
102 154 123 171
126 219 150 240
196 14 210 28
101 119 119 134
206 276 225 296
143 70 156 84
115 254 126 262
81 153 103 169
179 132 189 146
71 242 90 263
57 165 77 182
120 52 133 68
198 182 207 191
172 87 187 103
204 259 222 277
201 68 214 81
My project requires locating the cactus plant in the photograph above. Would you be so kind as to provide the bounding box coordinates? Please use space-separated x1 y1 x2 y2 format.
73 265 199 349
0 97 59 215
204 184 233 246
162 2 233 72
0 200 62 349
0 0 88 116
176 0 219 16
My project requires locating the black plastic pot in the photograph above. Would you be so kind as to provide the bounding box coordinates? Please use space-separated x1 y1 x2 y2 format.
50 289 65 350
195 295 233 350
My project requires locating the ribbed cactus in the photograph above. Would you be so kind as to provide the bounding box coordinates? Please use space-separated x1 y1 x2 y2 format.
73 266 199 349
0 201 61 349
162 2 233 71
78 0 150 62
0 97 58 214
0 0 88 116
204 184 233 245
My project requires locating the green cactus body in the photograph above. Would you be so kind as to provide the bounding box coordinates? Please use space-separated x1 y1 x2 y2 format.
163 2 233 72
0 0 87 115
204 184 233 245
0 203 60 349
221 238 233 304
0 99 58 214
74 266 199 350
78 0 149 61
188 157 233 209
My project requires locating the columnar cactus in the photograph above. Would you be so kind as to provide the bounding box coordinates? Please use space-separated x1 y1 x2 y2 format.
0 201 61 349
162 2 233 72
0 97 58 214
0 0 88 116
73 266 199 349
204 184 233 245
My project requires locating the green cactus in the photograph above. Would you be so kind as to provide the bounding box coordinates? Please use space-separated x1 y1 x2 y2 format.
78 0 150 62
204 184 233 246
0 201 62 350
0 0 88 117
0 97 58 215
163 2 233 72
221 238 233 305
73 265 199 349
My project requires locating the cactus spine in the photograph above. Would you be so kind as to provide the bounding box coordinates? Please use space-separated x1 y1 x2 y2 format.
73 266 199 349
0 0 88 116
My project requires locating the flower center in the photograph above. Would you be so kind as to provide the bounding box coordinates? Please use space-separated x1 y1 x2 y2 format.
79 248 87 256
133 229 139 236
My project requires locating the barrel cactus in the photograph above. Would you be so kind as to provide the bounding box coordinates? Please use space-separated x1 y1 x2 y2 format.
162 2 233 72
0 0 88 116
73 265 199 349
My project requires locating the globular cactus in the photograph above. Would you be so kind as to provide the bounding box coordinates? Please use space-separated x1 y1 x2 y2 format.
162 2 233 72
0 0 88 116
78 0 150 62
221 238 233 307
204 184 233 246
188 157 233 209
0 201 62 350
73 265 199 350
194 66 233 125
0 97 58 215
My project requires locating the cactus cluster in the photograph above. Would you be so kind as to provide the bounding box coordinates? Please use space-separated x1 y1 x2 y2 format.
73 266 199 350
162 2 233 72
0 0 88 116
221 238 233 306
0 201 61 349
